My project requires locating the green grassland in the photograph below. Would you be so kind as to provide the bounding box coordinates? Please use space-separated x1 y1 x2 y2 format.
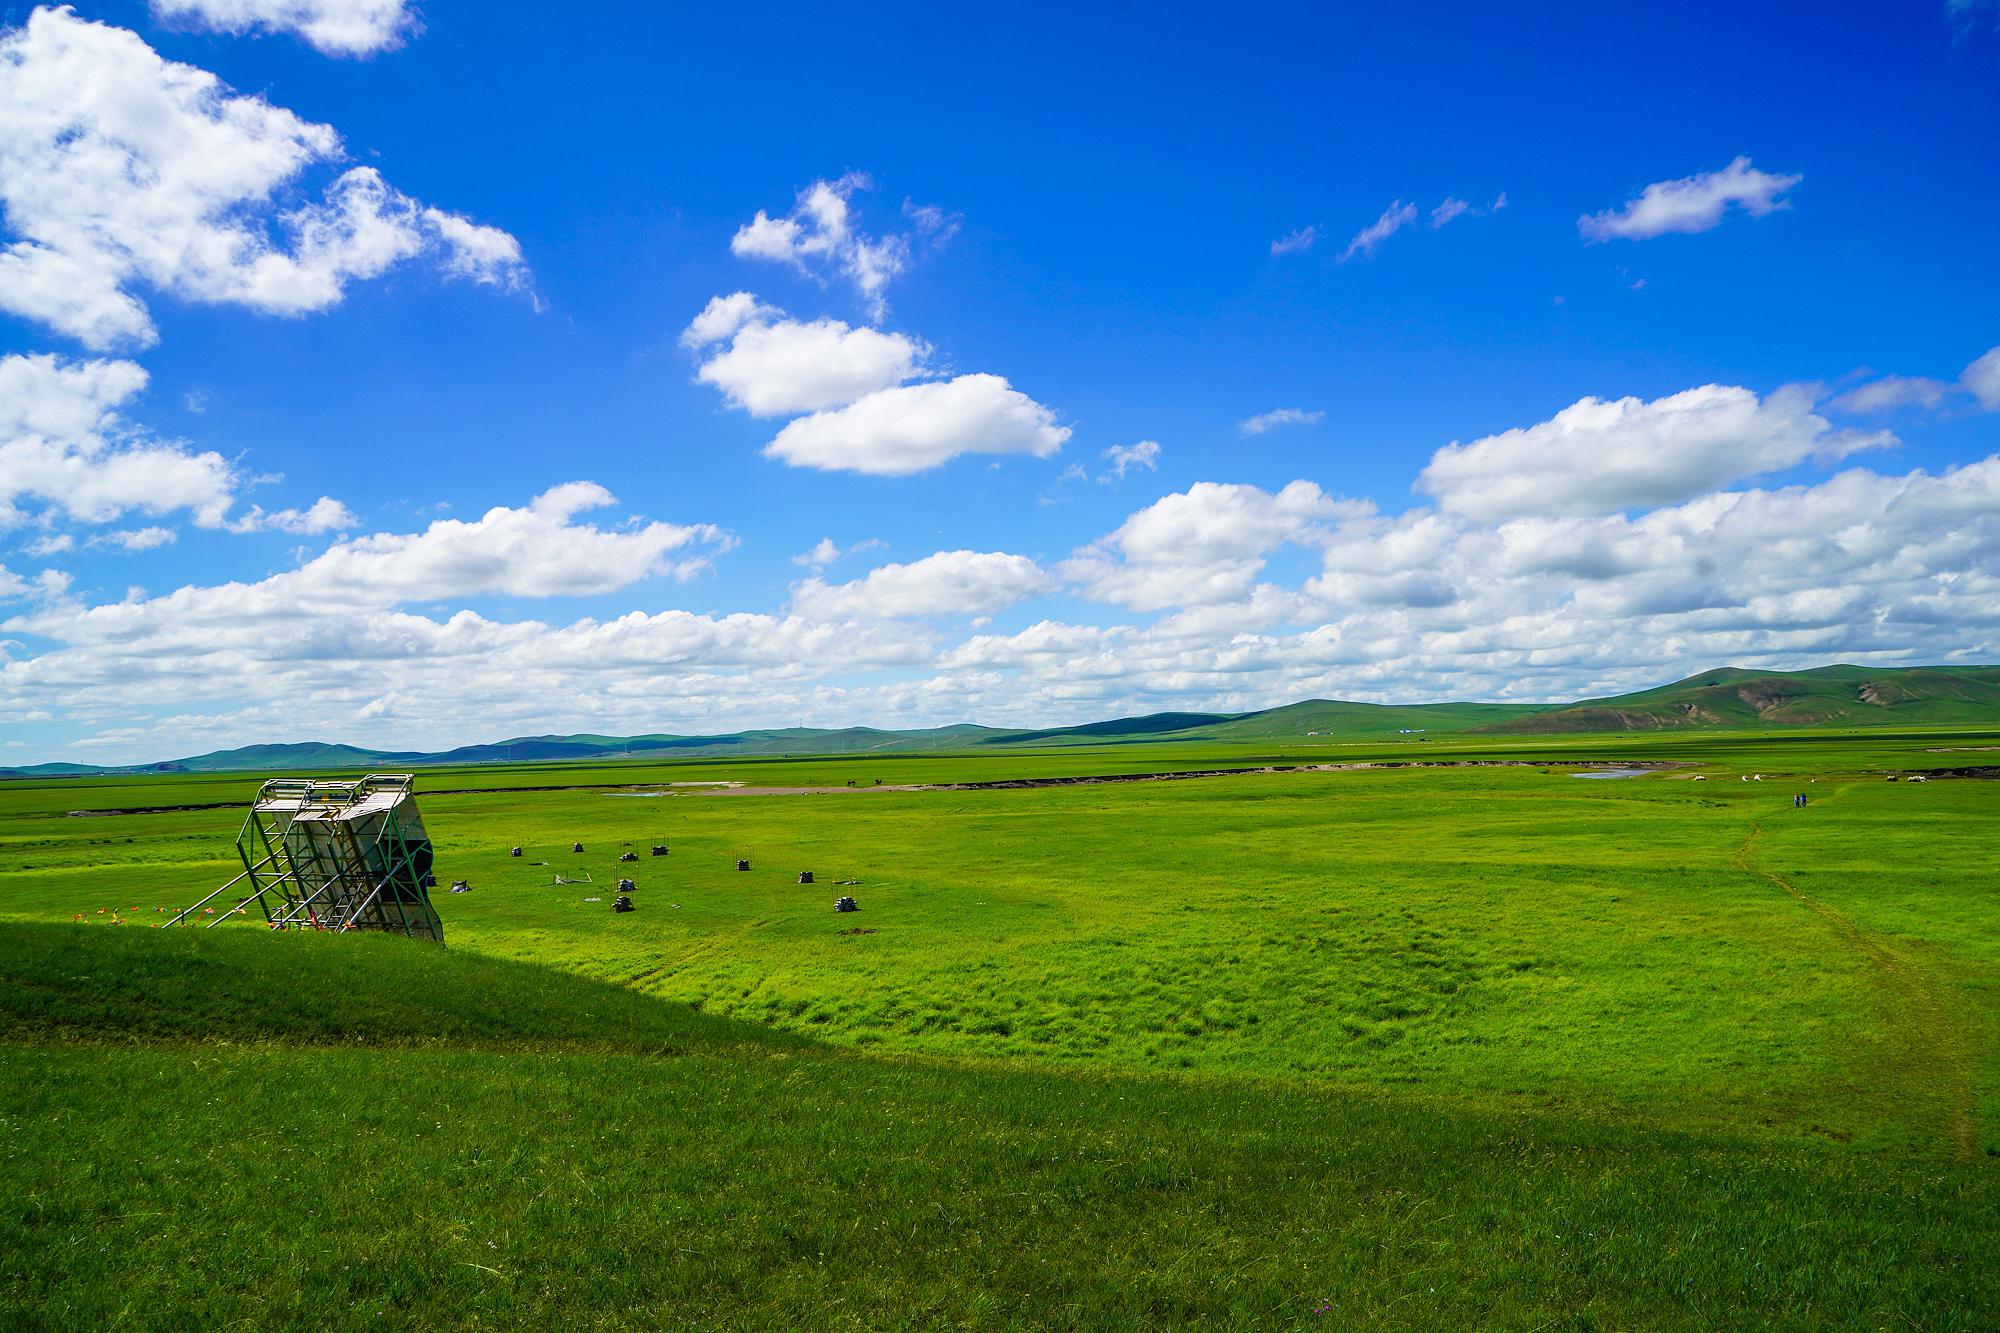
4 729 1999 1328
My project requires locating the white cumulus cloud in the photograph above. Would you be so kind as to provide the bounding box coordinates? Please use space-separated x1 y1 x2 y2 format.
295 482 728 603
1064 480 1356 611
689 306 927 417
680 292 781 349
1580 157 1802 242
6 483 731 667
0 352 350 535
764 374 1069 476
0 353 232 528
150 0 418 56
791 550 1049 619
0 7 528 349
1418 384 1890 520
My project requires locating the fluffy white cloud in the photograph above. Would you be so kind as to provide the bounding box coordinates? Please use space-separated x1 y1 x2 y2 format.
0 352 147 442
13 365 2000 764
791 550 1048 620
0 352 350 535
290 482 728 604
697 188 1060 473
421 208 531 290
1239 407 1324 435
0 353 236 527
680 292 781 349
1270 226 1316 256
690 307 926 416
150 0 417 55
1064 480 1356 611
1102 440 1161 479
764 374 1069 475
5 484 732 702
1341 201 1417 261
1417 384 1890 520
1580 157 1802 242
731 174 920 319
0 8 527 349
12 446 2000 763
1964 347 2000 409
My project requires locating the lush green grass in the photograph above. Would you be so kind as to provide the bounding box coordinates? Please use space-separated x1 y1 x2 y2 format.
0 922 788 1054
8 722 2000 819
4 735 1998 1327
5 925 1996 1331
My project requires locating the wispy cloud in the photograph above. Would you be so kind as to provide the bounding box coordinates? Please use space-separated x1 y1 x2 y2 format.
1580 157 1801 242
731 174 951 320
1270 225 1317 257
1339 201 1417 262
1102 440 1161 480
1432 192 1506 228
1239 408 1324 435
793 536 888 569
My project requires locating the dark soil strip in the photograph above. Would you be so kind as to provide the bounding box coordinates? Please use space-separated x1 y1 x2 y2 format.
63 760 1681 815
906 759 1685 793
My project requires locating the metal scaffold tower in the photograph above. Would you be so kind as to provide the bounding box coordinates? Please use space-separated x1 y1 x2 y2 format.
166 774 446 943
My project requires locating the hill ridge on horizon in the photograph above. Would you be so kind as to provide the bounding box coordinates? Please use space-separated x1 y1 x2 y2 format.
9 662 2000 777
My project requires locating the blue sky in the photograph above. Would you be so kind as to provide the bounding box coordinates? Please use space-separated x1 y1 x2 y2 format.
3 0 1999 763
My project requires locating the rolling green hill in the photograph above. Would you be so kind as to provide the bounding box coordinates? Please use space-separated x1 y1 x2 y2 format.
10 664 2000 778
1478 664 2000 734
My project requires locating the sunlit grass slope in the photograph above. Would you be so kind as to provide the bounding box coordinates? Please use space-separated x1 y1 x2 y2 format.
5 923 1997 1331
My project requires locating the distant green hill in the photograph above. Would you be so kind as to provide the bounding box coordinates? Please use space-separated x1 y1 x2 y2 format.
1204 698 1546 739
1476 664 2000 734
8 664 1998 776
977 699 1543 747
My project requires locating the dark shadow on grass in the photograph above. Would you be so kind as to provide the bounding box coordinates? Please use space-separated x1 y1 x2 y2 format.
0 921 802 1055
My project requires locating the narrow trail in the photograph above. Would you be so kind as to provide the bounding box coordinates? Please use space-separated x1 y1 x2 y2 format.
1731 803 1977 1161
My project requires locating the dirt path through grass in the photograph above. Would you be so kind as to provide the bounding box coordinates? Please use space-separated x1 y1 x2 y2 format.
1732 810 1978 1160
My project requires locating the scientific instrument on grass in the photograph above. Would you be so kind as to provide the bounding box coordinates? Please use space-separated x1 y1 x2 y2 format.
165 775 445 943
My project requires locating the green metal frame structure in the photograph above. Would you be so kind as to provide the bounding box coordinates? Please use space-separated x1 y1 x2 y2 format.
166 774 445 943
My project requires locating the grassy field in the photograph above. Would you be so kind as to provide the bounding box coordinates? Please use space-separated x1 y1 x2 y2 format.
4 730 1998 1327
